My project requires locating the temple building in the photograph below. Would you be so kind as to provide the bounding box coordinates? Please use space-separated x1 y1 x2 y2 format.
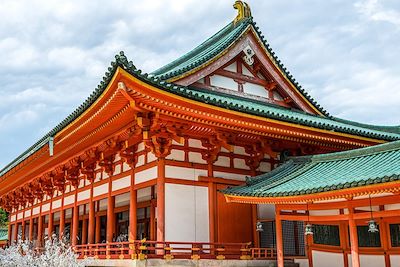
1 1 399 267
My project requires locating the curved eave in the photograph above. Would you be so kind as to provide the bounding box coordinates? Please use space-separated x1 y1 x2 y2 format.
224 180 400 205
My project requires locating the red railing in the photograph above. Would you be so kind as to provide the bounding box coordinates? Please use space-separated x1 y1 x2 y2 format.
251 247 276 259
73 240 254 260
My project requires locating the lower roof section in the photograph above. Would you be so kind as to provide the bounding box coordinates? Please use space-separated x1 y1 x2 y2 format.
223 140 400 203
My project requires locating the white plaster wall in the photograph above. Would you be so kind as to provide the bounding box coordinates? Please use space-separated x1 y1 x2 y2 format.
17 212 23 220
188 139 203 148
99 199 108 211
135 166 157 184
258 204 275 220
233 146 248 156
95 172 101 182
273 91 283 101
147 152 157 163
359 255 385 267
166 149 185 161
214 156 230 167
137 154 145 167
77 189 90 202
258 161 271 172
224 62 236 72
313 250 343 267
172 139 184 146
165 184 209 242
294 258 309 267
189 152 206 164
165 166 207 181
32 206 40 216
234 158 249 170
94 183 108 197
64 195 75 206
213 171 246 181
122 162 131 172
25 209 31 217
137 142 145 152
384 203 400 210
42 203 50 212
243 83 268 98
390 255 400 267
113 164 121 175
210 75 237 91
10 214 16 222
52 199 61 209
112 176 130 191
309 209 340 216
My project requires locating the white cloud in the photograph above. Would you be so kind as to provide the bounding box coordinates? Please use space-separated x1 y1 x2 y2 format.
0 0 399 169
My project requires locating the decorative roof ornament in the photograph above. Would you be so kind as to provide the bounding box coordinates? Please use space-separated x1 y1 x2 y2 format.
242 45 255 66
233 0 252 25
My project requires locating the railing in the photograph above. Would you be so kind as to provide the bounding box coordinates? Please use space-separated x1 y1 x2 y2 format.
73 240 253 260
251 247 277 259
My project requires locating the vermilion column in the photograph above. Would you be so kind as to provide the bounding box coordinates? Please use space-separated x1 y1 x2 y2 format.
48 196 53 237
7 222 12 244
21 214 26 240
348 208 360 267
82 217 87 244
150 187 155 240
59 189 65 238
88 181 95 244
37 202 43 246
129 169 137 242
72 190 79 246
95 214 101 243
156 158 165 242
275 207 284 267
29 215 33 241
106 193 115 243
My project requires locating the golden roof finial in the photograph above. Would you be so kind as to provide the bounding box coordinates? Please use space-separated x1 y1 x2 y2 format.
233 1 252 25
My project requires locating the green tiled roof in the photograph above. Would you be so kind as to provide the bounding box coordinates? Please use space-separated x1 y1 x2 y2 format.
223 140 400 198
1 52 400 178
0 228 7 241
152 17 329 116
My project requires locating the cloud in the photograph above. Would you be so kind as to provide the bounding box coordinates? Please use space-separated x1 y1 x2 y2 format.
0 0 399 168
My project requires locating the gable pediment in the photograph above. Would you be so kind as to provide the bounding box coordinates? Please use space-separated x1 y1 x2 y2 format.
170 29 322 115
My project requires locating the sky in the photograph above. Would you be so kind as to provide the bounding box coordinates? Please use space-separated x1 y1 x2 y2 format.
0 0 399 169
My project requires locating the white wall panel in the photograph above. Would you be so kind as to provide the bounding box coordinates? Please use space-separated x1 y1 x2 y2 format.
210 75 237 91
17 212 23 220
115 193 130 207
258 162 271 172
166 149 185 161
77 189 90 202
189 152 206 164
122 162 131 172
243 83 268 98
113 164 121 175
214 156 230 167
233 146 248 156
147 152 157 163
165 166 207 181
188 139 203 148
32 207 40 216
137 142 145 152
234 158 249 170
359 255 385 267
64 195 75 206
310 209 340 216
52 199 61 209
294 259 309 267
135 166 157 184
94 183 108 197
112 176 130 191
25 209 31 217
213 171 246 181
137 187 151 202
137 154 145 167
165 184 209 242
42 203 50 212
313 251 343 267
390 255 400 267
384 203 400 211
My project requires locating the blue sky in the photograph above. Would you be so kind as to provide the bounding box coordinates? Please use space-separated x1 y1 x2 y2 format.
0 0 399 168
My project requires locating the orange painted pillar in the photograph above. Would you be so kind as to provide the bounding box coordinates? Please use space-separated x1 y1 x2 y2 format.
129 169 137 242
7 222 12 245
48 198 53 237
72 190 79 246
156 158 165 242
95 215 101 243
82 218 87 245
88 182 95 244
275 207 284 267
21 217 26 241
208 182 216 243
380 220 391 267
37 202 43 246
59 194 65 238
29 216 33 241
106 195 115 243
348 209 360 267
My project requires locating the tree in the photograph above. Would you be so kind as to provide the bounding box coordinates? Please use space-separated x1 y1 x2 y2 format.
0 209 7 227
